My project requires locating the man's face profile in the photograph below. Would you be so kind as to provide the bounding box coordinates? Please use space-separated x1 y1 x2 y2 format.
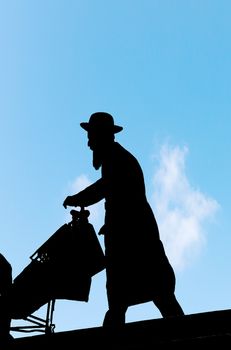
87 130 99 151
87 129 114 170
87 130 104 170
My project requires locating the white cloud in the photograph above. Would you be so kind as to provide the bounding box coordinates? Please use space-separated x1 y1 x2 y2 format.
71 174 92 193
150 144 220 271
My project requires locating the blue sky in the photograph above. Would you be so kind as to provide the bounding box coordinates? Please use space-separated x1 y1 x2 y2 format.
1 0 231 336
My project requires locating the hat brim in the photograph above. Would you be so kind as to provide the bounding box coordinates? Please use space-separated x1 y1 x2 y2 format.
80 122 123 133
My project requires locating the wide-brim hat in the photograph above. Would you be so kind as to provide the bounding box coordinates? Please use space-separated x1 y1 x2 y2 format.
80 112 123 133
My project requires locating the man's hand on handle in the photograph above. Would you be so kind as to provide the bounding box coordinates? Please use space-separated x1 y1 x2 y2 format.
63 195 78 209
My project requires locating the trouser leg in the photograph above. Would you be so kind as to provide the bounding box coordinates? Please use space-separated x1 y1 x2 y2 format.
103 304 128 327
103 286 128 327
153 293 184 318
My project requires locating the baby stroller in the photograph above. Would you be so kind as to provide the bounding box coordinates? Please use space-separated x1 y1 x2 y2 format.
9 208 105 335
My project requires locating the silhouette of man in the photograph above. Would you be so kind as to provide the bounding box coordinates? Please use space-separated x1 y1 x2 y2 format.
63 112 184 326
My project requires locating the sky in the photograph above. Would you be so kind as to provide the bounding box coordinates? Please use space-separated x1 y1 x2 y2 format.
0 0 231 337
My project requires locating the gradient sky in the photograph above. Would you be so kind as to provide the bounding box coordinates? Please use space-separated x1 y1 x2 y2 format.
1 0 231 337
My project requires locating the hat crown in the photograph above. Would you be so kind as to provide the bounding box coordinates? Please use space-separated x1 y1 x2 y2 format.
88 112 115 129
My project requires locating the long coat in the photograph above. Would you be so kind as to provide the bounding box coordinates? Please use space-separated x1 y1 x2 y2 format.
74 142 176 307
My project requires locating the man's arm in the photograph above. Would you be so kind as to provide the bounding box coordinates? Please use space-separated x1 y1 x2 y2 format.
63 178 105 208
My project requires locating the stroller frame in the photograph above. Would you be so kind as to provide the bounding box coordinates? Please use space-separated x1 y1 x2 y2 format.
10 299 56 334
8 208 105 337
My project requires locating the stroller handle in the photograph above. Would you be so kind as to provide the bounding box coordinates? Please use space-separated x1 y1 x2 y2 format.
70 207 90 221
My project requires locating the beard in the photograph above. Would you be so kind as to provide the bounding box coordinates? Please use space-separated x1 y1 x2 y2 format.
92 149 103 170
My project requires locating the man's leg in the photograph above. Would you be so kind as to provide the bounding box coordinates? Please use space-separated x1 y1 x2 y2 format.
102 304 128 327
102 288 128 327
153 293 184 318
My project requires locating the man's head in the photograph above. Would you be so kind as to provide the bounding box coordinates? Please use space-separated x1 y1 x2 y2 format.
80 112 123 170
